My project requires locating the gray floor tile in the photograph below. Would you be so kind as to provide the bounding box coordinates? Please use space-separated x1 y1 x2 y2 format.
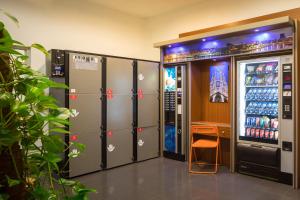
75 158 300 200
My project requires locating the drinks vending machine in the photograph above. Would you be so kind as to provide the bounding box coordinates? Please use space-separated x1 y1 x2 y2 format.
236 55 294 184
163 65 187 161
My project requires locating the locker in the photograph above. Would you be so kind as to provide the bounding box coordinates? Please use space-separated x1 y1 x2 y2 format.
106 129 133 168
137 126 159 161
69 131 102 177
137 61 159 94
138 94 159 127
107 95 132 130
69 53 102 94
106 57 133 94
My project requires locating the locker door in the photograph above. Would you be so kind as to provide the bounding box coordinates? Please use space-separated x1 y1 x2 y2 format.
137 61 160 161
68 53 102 177
106 57 133 168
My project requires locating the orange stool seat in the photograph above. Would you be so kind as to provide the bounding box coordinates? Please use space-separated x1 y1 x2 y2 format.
192 139 218 148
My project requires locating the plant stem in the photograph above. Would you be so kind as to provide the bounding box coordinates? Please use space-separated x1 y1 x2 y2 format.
8 146 22 180
48 162 54 190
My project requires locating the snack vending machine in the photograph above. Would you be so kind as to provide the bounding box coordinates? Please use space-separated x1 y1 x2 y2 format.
163 65 187 161
236 55 294 184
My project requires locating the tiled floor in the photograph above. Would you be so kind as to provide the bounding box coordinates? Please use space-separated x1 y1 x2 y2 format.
75 158 300 200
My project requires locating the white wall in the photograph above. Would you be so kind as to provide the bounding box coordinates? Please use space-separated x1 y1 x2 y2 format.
0 0 149 72
145 0 300 60
2 0 300 67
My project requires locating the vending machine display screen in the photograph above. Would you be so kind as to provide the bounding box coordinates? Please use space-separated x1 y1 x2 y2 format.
164 67 176 91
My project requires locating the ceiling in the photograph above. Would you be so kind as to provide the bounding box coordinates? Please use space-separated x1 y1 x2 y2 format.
88 0 204 18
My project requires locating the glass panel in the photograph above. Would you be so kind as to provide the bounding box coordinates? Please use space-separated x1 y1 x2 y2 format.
239 60 279 145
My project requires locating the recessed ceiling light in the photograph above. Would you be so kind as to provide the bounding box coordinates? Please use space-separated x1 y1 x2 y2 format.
168 45 172 48
254 29 260 32
202 38 206 42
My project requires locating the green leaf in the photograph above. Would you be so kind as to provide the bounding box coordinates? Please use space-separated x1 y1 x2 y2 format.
31 43 48 56
71 142 85 152
31 185 52 200
0 21 4 31
44 152 62 163
49 128 69 134
3 11 19 27
6 176 21 187
0 128 20 147
0 92 13 107
43 135 65 154
12 101 29 116
0 193 9 200
0 45 21 55
58 178 77 186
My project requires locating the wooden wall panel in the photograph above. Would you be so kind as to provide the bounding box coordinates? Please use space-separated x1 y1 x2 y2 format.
191 59 231 123
180 7 300 38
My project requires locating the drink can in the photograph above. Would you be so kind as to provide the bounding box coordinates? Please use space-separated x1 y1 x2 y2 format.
265 130 270 139
260 129 265 138
255 129 260 138
270 131 275 139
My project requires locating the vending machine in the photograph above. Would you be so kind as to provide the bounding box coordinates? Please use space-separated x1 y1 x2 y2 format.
236 55 294 184
163 65 187 161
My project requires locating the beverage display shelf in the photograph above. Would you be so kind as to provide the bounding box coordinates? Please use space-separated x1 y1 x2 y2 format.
244 125 279 131
245 71 278 76
245 113 278 117
245 99 278 102
245 85 278 88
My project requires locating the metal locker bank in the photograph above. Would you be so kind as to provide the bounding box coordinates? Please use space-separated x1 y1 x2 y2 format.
47 50 160 177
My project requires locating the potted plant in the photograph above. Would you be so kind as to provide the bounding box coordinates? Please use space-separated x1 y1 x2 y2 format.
0 11 95 199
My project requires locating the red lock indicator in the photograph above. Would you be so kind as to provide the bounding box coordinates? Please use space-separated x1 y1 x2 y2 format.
107 131 112 137
106 89 113 100
70 94 78 100
70 135 78 141
138 89 143 99
137 127 143 133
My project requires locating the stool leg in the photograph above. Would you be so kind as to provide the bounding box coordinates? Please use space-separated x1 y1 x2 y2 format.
219 140 222 165
189 144 193 172
193 148 198 162
215 145 218 173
